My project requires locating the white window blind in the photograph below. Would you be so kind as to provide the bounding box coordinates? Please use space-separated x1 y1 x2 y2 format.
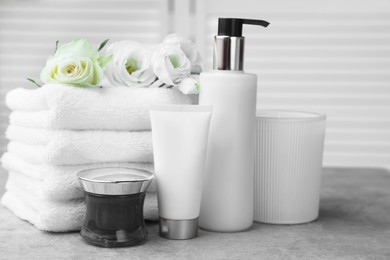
195 0 390 169
0 0 169 154
1 0 389 169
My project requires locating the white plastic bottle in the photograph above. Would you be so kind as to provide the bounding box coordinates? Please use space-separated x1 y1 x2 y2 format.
199 18 269 232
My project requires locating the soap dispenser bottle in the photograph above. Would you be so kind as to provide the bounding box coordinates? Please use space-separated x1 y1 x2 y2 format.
199 18 269 232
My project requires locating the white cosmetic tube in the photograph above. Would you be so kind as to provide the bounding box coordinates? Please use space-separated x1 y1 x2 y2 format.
150 105 212 240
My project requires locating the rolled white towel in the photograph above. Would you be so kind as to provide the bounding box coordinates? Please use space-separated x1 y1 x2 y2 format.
1 153 157 200
5 84 193 130
1 178 159 232
6 126 153 165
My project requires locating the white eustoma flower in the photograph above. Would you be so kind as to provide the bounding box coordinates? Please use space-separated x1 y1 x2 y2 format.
105 40 156 88
40 39 109 87
151 43 191 86
163 34 202 74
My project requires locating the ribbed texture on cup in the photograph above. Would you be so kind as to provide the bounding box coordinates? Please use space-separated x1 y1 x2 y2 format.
254 117 326 224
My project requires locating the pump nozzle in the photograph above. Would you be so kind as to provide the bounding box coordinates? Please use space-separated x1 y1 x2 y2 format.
213 18 270 71
218 18 269 37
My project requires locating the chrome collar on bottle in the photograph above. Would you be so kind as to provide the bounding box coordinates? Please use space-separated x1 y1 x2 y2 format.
213 36 244 71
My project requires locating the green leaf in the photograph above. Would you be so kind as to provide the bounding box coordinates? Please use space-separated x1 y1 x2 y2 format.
27 78 42 88
54 40 59 54
98 39 109 51
195 82 200 91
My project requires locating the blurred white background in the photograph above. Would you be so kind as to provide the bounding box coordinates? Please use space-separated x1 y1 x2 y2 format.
0 0 389 169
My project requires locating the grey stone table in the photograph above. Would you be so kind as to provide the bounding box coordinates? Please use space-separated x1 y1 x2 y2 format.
0 168 389 260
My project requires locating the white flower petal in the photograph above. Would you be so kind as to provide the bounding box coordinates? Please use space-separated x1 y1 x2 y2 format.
163 33 202 74
177 76 200 95
151 43 191 86
105 40 156 88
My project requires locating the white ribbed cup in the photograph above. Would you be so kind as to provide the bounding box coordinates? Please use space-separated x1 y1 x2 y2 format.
254 110 326 224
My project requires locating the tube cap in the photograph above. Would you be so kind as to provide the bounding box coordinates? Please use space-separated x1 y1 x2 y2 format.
159 217 199 240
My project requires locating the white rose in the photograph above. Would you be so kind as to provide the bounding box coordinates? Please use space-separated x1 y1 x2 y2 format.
177 75 200 94
163 34 202 74
41 55 103 86
105 40 156 88
40 39 109 87
151 43 191 86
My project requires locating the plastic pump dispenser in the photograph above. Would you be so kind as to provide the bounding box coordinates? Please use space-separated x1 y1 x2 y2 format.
214 18 269 71
199 18 269 232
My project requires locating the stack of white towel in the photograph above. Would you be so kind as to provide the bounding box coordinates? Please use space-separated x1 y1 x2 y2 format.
1 84 193 232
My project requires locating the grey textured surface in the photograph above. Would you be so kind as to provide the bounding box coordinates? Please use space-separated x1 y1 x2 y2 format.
0 167 389 259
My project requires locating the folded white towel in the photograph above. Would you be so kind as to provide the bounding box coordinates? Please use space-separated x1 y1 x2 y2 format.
2 179 159 232
6 126 153 165
2 181 85 232
6 84 193 130
7 171 50 200
1 153 156 200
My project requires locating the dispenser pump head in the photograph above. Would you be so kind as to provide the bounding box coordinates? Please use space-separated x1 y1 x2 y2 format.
213 18 269 71
218 18 270 37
